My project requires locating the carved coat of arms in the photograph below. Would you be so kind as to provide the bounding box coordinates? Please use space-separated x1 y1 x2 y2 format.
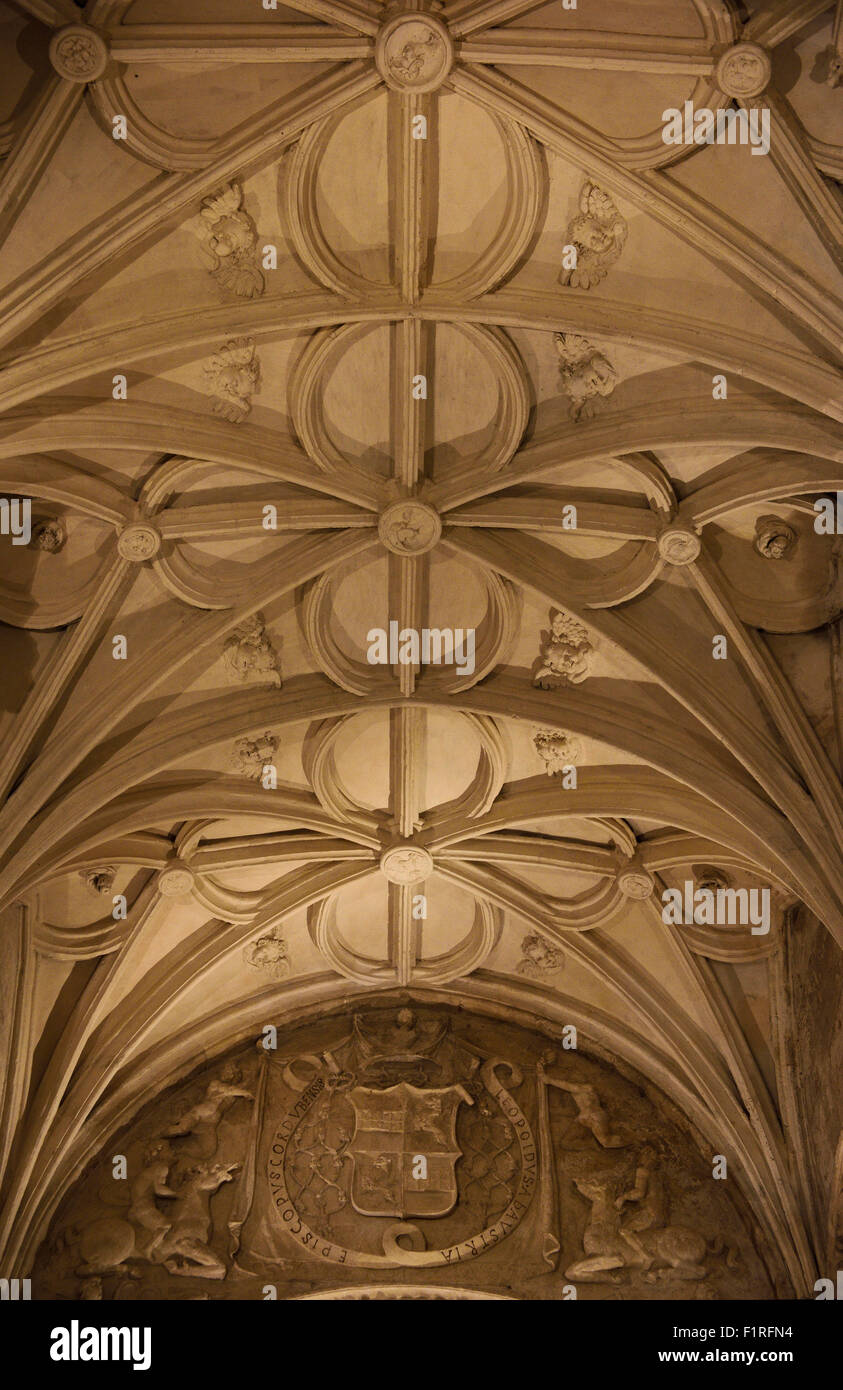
346 1083 472 1218
251 1007 552 1271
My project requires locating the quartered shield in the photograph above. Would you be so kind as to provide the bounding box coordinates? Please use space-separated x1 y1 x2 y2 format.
346 1082 472 1218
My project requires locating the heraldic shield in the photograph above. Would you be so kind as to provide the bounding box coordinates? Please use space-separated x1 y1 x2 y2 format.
346 1082 472 1218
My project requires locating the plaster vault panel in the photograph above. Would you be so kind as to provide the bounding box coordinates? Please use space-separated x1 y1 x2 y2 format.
0 0 841 1315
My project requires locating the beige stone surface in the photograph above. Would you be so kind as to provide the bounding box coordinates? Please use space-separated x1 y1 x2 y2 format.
0 0 840 1303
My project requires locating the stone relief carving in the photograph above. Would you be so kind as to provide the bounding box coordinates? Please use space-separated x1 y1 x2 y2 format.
516 932 565 979
390 32 440 84
559 180 628 290
377 499 442 556
48 25 109 82
533 727 582 774
155 1161 241 1279
657 525 701 566
223 613 281 687
79 866 116 894
66 1063 254 1285
116 523 161 562
754 515 797 560
77 1151 241 1281
554 332 618 421
35 1008 774 1300
694 863 730 896
204 338 260 423
376 14 453 93
232 731 278 779
75 1138 178 1278
243 924 290 980
533 609 594 689
165 1062 254 1156
195 184 265 300
264 1009 540 1269
539 1059 628 1148
379 845 434 883
715 43 772 99
617 864 656 901
31 518 66 553
564 1145 739 1285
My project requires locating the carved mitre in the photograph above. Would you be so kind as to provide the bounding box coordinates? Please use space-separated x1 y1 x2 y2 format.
351 1007 449 1085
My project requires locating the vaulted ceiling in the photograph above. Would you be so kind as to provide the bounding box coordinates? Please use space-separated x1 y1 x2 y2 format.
0 0 842 1296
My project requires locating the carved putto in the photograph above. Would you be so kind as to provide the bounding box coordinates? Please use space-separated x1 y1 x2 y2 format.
516 932 565 979
204 338 260 423
223 612 281 686
196 183 264 299
232 731 278 779
754 515 797 560
32 518 66 553
533 727 582 774
693 863 730 896
244 924 290 979
79 866 116 895
533 609 594 689
554 332 618 421
559 180 628 290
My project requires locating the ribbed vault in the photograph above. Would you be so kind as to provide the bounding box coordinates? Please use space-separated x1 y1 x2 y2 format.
0 0 842 1299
